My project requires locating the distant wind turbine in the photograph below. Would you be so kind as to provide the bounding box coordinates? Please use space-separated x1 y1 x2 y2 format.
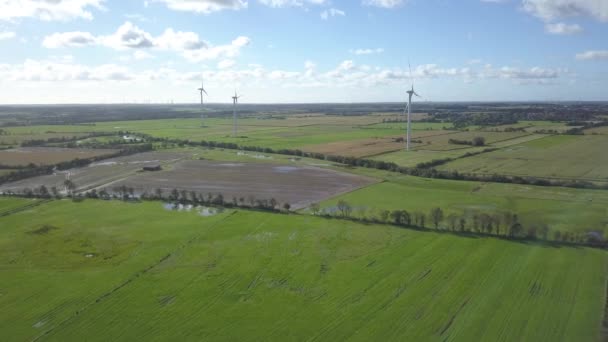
198 80 208 127
232 90 242 137
405 61 422 151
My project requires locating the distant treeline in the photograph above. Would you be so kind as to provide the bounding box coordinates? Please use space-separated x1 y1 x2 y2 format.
0 143 153 185
140 134 608 191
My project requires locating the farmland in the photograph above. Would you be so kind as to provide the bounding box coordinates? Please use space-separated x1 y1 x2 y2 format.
1 103 608 341
0 200 605 341
0 150 376 209
437 135 608 182
0 147 117 167
320 170 608 235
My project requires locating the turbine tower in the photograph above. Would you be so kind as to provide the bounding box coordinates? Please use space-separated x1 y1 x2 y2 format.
198 80 208 127
232 90 242 137
405 62 422 151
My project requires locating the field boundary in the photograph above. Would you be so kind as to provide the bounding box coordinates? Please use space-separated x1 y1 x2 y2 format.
0 199 52 218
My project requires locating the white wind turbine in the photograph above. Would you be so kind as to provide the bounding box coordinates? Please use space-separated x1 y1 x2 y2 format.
232 90 243 137
198 80 208 127
405 62 422 151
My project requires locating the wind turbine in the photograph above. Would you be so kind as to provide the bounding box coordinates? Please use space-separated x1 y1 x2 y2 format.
232 90 242 137
405 62 422 151
198 80 208 127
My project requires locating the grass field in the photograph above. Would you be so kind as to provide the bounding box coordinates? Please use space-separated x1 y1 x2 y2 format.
321 170 608 235
0 200 605 341
437 135 608 182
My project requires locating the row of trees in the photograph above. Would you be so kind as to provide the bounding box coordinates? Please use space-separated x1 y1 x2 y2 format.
448 136 486 146
310 200 605 246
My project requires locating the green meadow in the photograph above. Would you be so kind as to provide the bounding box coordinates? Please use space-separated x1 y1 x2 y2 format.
321 170 608 235
0 200 605 341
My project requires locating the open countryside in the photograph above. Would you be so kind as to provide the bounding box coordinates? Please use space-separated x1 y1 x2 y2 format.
2 0 608 341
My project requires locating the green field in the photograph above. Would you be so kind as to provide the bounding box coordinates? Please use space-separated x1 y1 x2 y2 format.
437 135 608 182
0 200 605 341
321 170 608 235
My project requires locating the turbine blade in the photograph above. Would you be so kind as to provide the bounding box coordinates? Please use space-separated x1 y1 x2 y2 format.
202 89 208 95
414 92 422 98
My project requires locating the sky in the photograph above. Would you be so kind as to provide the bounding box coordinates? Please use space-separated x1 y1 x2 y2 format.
0 0 607 104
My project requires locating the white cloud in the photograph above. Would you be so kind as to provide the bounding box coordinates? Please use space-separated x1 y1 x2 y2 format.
0 59 132 82
101 21 155 49
259 0 327 7
133 50 154 60
0 0 104 22
362 0 405 8
575 50 608 60
218 59 236 69
43 22 249 62
320 8 345 19
43 31 98 48
0 31 16 41
351 48 384 55
522 0 608 22
182 36 250 62
153 0 247 14
545 22 583 34
155 28 207 50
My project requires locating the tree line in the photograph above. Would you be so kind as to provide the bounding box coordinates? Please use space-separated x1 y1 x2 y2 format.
309 200 606 247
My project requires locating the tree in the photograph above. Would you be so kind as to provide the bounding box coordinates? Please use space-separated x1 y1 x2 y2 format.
390 210 410 226
170 188 179 202
336 200 352 218
379 210 390 223
269 198 278 209
64 179 76 197
447 214 458 231
459 217 466 232
155 188 163 199
509 223 523 238
472 136 486 146
539 224 549 240
283 203 291 211
310 203 321 215
429 207 444 229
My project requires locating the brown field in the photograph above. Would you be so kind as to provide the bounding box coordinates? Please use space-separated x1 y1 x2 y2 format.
0 151 375 209
303 130 451 157
0 147 118 166
109 160 376 209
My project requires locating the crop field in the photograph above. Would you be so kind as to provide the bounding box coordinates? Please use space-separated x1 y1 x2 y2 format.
406 131 532 151
110 160 376 209
0 150 375 209
300 130 449 158
484 121 579 133
0 151 188 194
0 147 117 166
585 125 608 135
0 197 37 214
321 170 608 234
0 200 605 341
437 135 608 182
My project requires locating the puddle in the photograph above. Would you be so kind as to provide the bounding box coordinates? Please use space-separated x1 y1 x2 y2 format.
163 203 221 217
84 253 96 258
218 163 244 167
273 166 300 173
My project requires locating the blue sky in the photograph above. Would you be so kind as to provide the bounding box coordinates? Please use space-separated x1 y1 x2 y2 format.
0 0 607 103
